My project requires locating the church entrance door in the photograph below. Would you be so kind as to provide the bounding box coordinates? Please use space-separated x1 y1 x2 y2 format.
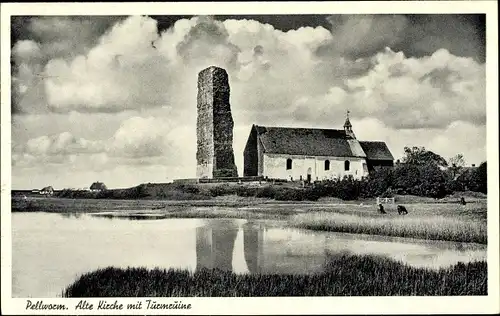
307 168 312 183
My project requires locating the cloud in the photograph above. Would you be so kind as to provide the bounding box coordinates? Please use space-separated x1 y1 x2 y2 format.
11 16 124 114
14 132 104 157
176 16 241 68
316 14 485 63
317 15 408 59
109 116 176 159
10 15 487 188
12 40 43 64
291 47 485 129
13 115 190 171
25 16 125 60
14 15 485 130
349 118 486 165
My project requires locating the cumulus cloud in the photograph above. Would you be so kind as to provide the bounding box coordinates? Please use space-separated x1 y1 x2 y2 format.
22 16 125 60
317 15 408 59
109 116 177 159
11 16 125 114
343 117 486 166
13 115 191 173
292 48 485 129
10 15 487 189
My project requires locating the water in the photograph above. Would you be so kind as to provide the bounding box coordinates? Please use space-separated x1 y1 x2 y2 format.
12 212 486 298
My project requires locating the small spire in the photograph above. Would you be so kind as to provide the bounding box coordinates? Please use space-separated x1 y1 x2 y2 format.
344 110 352 128
344 110 355 138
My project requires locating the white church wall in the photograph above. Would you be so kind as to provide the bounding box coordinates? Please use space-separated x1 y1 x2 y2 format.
257 138 265 176
314 157 368 180
262 154 368 181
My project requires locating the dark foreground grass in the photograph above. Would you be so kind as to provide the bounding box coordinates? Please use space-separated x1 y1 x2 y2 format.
63 254 487 297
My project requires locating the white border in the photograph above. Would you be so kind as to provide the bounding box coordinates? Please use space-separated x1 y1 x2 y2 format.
1 1 498 315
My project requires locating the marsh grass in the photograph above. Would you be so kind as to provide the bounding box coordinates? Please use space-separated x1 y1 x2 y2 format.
91 207 294 220
290 211 487 244
63 253 487 297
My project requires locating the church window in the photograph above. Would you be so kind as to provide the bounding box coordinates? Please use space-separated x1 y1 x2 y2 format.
324 160 330 171
286 158 292 170
344 160 350 171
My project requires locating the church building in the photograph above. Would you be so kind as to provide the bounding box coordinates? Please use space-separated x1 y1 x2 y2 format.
243 114 394 182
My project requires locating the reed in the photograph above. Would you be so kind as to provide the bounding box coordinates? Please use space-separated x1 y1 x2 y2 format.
63 253 487 297
290 211 487 244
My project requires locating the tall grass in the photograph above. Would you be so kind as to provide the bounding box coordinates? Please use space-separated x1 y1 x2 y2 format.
290 212 487 244
63 253 487 297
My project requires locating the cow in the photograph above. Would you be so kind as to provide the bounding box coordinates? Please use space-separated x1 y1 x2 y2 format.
460 197 467 206
397 205 408 215
378 203 387 214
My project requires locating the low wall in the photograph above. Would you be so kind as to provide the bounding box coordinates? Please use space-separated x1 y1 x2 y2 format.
173 176 266 184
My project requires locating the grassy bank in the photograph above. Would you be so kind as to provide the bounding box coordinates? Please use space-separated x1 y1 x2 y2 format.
63 253 487 297
290 209 487 244
12 197 487 243
10 196 270 213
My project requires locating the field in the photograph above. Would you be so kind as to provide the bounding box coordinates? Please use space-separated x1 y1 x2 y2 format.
63 253 487 297
11 194 487 244
290 203 487 244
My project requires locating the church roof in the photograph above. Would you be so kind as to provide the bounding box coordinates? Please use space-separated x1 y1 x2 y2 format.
254 125 365 158
252 125 394 161
359 141 394 161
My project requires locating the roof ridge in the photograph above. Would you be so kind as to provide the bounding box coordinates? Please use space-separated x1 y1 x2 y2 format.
257 125 345 131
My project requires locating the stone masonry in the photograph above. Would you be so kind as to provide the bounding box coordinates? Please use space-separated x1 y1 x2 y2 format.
196 66 238 178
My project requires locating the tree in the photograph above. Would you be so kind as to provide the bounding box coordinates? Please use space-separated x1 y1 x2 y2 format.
452 162 486 194
448 154 466 179
402 146 448 168
476 161 487 194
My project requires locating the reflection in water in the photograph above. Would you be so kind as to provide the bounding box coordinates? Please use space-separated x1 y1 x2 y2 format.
59 212 83 219
243 222 262 274
196 220 329 275
196 219 239 272
12 213 487 297
195 219 487 275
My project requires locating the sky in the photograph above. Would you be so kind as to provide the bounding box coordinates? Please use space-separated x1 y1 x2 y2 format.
10 14 487 189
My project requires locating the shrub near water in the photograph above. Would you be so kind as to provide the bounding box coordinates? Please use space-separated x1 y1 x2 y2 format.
63 254 487 297
290 212 487 244
206 184 322 201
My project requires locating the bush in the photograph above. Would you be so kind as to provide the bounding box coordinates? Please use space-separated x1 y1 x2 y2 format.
235 186 257 197
255 186 275 198
303 187 321 201
362 167 393 198
175 184 200 194
274 188 304 201
208 184 236 197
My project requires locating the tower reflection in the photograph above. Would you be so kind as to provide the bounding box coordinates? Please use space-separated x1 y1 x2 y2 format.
195 219 327 274
196 219 239 272
242 221 265 274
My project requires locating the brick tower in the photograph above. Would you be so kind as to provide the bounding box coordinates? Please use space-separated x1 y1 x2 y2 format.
196 66 238 178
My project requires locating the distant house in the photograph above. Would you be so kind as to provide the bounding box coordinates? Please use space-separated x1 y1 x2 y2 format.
243 114 394 182
40 186 54 196
90 182 107 192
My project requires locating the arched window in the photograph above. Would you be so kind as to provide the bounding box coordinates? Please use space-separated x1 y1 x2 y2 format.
324 160 330 171
286 158 293 170
344 160 350 171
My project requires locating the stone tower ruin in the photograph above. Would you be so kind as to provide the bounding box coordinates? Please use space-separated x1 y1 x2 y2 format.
196 66 238 178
